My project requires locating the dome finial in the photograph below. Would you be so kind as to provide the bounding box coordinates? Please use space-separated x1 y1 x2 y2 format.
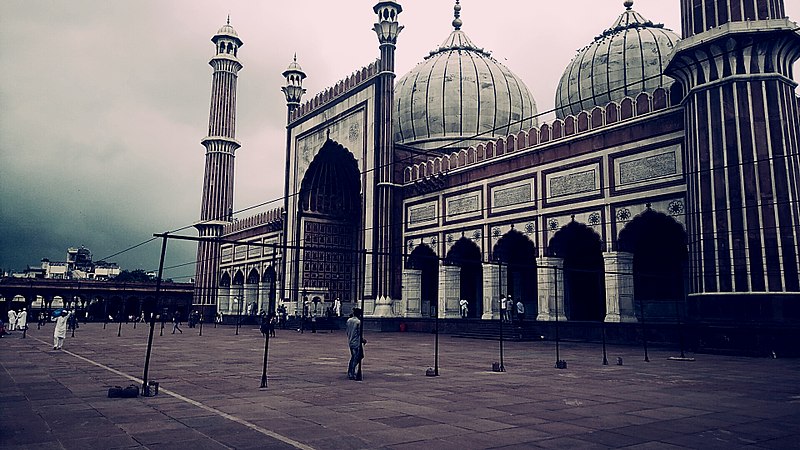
623 0 633 10
227 14 230 25
293 52 297 63
452 0 463 30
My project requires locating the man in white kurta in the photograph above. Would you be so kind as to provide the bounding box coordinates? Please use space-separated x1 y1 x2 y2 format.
53 310 72 349
7 310 17 331
16 308 27 330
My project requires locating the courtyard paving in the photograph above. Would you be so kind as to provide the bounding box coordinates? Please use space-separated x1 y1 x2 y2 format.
1 321 798 449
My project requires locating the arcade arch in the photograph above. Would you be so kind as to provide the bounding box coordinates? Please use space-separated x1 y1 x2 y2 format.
444 238 482 318
406 244 439 316
549 221 605 321
618 209 688 319
492 230 538 316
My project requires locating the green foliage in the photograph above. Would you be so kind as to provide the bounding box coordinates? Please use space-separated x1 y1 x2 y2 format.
113 269 153 283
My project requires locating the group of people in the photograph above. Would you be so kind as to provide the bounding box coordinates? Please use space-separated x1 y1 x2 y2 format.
500 295 526 323
5 308 28 332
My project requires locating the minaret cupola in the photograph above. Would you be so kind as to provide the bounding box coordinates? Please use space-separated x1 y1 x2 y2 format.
212 16 243 57
373 1 403 47
281 55 307 108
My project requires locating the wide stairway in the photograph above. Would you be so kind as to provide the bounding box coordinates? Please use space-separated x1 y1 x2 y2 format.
452 320 544 342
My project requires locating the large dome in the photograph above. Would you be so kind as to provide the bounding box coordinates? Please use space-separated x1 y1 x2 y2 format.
554 0 679 119
394 4 537 151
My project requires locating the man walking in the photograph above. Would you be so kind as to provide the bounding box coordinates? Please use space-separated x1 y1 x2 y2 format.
346 308 366 381
171 311 183 334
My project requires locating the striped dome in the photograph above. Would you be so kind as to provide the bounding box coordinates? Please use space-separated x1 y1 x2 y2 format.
394 15 537 151
554 1 679 119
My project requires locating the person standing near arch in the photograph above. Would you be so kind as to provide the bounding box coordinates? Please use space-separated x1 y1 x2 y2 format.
333 298 342 317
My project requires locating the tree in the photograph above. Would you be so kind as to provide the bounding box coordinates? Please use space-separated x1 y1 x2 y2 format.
113 269 153 283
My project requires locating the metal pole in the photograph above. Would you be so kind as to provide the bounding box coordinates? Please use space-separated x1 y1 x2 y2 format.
260 321 270 388
143 234 168 395
235 296 242 336
356 248 367 381
555 265 561 367
601 270 608 365
639 294 649 362
498 261 505 372
601 319 608 365
117 312 123 337
434 300 439 376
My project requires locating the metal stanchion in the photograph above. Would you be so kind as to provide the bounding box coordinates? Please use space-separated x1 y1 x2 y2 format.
142 234 169 397
497 262 505 372
639 295 649 362
260 322 270 388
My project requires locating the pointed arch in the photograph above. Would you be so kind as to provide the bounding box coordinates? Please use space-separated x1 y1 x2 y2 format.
445 238 483 318
262 266 277 314
407 244 439 316
618 209 688 318
298 139 362 304
549 221 605 321
492 229 538 314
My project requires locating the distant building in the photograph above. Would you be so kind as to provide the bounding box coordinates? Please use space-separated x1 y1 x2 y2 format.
14 246 121 280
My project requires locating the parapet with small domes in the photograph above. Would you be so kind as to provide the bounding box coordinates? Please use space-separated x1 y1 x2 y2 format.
403 88 677 184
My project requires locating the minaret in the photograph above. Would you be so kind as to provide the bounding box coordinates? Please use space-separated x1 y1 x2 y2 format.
193 19 244 311
372 1 403 316
666 1 800 305
280 56 306 305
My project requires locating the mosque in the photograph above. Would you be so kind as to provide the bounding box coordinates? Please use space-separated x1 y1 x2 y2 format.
192 0 800 348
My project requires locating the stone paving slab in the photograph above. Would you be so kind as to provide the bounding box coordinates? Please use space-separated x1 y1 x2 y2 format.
1 323 799 449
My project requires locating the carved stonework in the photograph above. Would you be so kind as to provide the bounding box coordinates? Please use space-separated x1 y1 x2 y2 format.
668 199 684 216
493 183 532 208
549 169 596 198
618 152 677 185
409 202 437 224
446 193 480 218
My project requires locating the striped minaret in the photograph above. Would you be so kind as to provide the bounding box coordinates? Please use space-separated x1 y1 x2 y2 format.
372 1 403 316
666 0 800 298
193 19 243 312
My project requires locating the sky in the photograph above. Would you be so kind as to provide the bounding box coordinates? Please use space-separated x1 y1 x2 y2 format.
1 0 799 281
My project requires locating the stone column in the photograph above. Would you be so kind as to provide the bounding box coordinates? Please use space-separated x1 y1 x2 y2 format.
482 263 501 320
537 257 566 321
257 281 267 314
603 251 637 323
439 265 461 318
401 269 422 317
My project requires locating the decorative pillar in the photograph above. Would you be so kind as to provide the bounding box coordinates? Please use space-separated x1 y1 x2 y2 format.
482 263 501 320
371 1 403 317
537 257 566 321
439 264 461 318
193 19 244 309
603 251 637 322
666 0 800 300
401 269 422 317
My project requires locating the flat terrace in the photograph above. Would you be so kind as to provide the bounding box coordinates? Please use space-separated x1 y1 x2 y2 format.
1 322 797 449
